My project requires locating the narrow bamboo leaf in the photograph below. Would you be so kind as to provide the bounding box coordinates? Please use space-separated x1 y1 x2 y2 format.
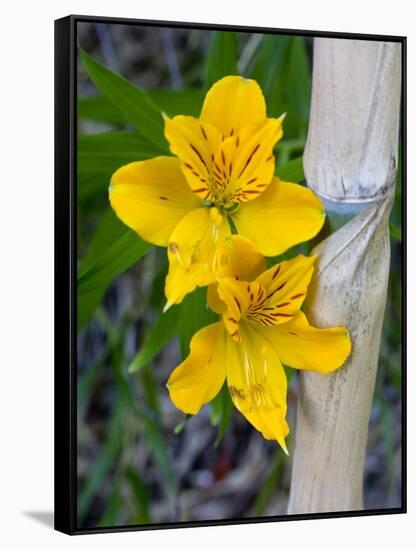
77 173 102 203
249 36 311 138
249 35 291 115
78 132 161 177
285 38 311 131
139 362 162 420
77 286 106 331
205 31 238 89
389 222 401 241
125 467 151 523
78 209 127 277
77 221 150 330
211 383 234 447
77 210 128 330
78 89 204 123
128 306 179 373
79 47 169 153
78 94 128 125
288 37 311 120
78 406 122 523
77 131 162 202
136 408 177 494
97 486 122 527
101 311 178 498
238 34 263 74
78 230 150 296
276 156 304 182
174 414 191 434
147 251 169 310
149 88 204 117
210 392 222 426
250 448 284 515
177 287 217 359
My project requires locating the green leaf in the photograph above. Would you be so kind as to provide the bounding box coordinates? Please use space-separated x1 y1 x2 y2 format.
100 310 178 499
128 306 180 373
205 31 238 89
250 448 284 515
249 37 311 138
249 35 291 115
78 230 150 296
78 89 204 124
78 405 122 523
77 131 162 202
149 89 204 117
79 47 169 153
78 209 127 277
211 383 234 446
276 156 304 182
78 132 161 176
389 222 402 242
174 414 191 434
177 287 217 359
77 215 150 331
97 486 122 528
78 94 128 125
136 408 178 495
285 38 311 131
125 467 151 524
77 210 130 330
78 286 107 331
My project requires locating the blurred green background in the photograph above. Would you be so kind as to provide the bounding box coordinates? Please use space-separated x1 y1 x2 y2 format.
76 22 403 529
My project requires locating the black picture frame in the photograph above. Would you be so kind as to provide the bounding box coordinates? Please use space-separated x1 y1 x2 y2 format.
54 14 407 535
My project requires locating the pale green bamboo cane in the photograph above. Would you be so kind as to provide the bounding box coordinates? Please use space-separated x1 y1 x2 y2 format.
287 38 402 513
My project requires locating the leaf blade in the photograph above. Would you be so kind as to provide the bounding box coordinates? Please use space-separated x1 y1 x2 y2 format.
77 131 162 203
78 89 205 123
205 31 238 90
389 222 401 241
128 306 179 373
276 156 304 182
77 215 150 330
78 230 150 296
211 382 234 447
177 287 217 359
79 47 169 153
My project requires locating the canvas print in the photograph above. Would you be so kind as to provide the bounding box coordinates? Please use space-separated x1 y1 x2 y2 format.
72 18 404 531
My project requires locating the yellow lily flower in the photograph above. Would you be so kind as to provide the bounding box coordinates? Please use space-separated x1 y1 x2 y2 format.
167 236 351 453
109 75 325 306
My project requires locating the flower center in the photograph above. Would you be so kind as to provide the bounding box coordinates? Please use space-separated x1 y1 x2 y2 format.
202 193 242 217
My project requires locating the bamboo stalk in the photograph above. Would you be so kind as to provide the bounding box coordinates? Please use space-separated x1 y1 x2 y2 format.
287 38 401 514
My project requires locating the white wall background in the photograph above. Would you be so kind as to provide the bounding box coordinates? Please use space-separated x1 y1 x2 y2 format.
0 0 415 547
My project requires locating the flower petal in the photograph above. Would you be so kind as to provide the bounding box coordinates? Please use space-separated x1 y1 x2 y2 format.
207 235 267 315
207 284 227 315
164 114 221 199
167 322 226 415
232 177 326 256
256 311 351 374
200 76 267 136
165 207 231 305
255 255 317 322
215 118 283 205
216 235 267 280
217 278 265 341
226 323 289 452
109 156 200 246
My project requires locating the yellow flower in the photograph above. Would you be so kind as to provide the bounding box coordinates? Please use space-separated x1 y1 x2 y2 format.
109 76 325 306
167 236 351 453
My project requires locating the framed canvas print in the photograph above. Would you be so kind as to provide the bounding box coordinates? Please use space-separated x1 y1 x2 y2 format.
54 14 406 535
